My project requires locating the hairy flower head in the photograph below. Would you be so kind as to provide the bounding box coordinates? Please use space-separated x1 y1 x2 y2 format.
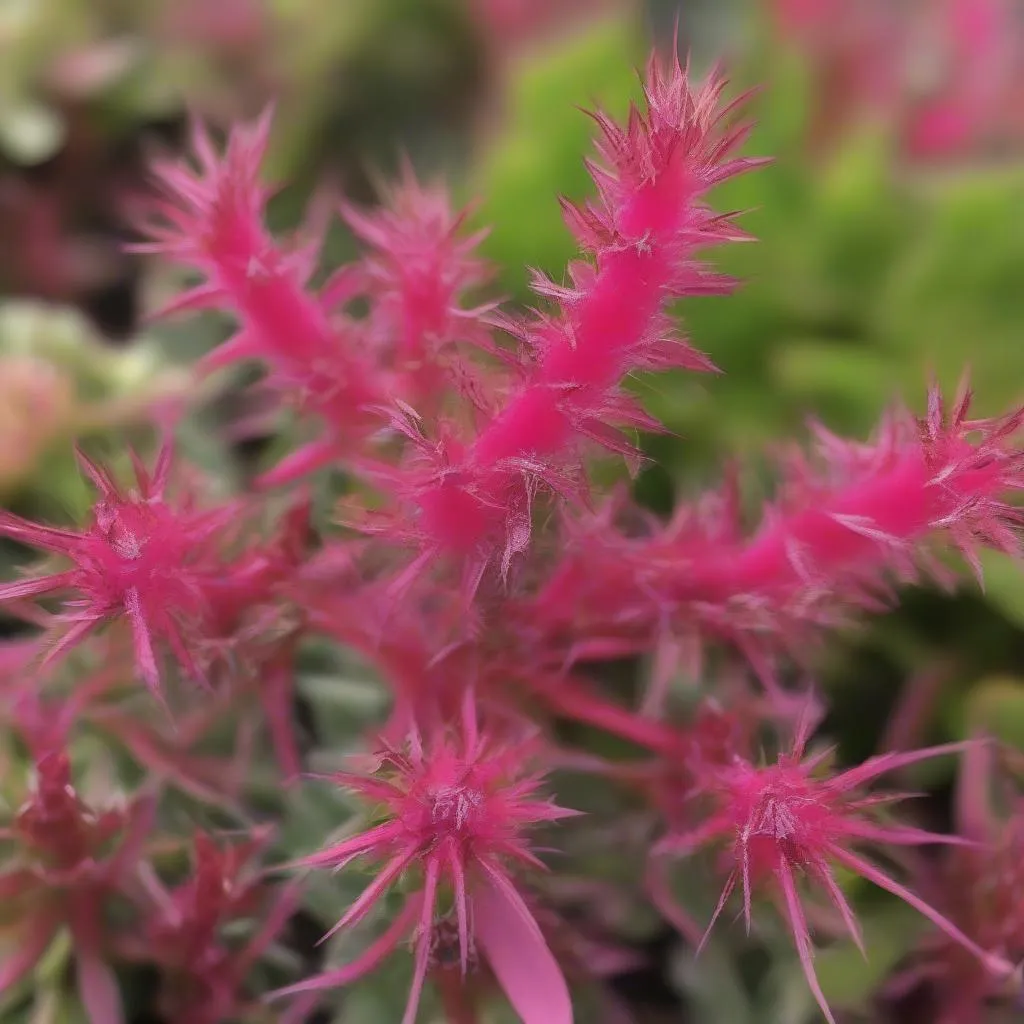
657 708 1008 1022
275 692 576 1024
0 442 232 699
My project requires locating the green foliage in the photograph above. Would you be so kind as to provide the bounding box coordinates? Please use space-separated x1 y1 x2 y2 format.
469 12 645 298
958 676 1024 749
730 902 924 1024
812 902 924 1009
979 550 1024 631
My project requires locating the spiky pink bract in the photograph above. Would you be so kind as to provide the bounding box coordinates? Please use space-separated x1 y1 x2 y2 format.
337 167 497 410
372 53 764 584
888 742 1024 1023
195 494 313 776
520 384 1024 695
135 113 383 482
656 711 1006 1023
0 715 154 1024
121 830 299 1024
273 696 576 1024
0 443 231 700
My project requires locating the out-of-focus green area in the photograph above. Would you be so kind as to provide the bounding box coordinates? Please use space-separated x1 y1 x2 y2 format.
4 1 1024 1019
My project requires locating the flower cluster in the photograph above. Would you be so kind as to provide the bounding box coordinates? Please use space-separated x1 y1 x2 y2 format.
3 38 1024 1024
771 0 1024 160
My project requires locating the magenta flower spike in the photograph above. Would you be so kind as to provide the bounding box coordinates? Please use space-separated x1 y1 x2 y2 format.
372 52 765 582
7 23 1024 1024
522 383 1024 694
135 113 385 482
272 692 577 1024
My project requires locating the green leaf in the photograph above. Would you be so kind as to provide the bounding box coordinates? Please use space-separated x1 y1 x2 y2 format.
772 339 895 431
979 550 1024 629
813 901 924 1010
873 169 1024 415
959 676 1024 750
470 13 644 297
670 937 755 1024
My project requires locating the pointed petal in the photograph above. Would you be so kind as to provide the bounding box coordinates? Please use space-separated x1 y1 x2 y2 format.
150 440 174 496
256 439 338 489
74 448 120 497
447 844 470 977
401 859 440 1024
0 511 81 552
319 264 364 309
324 772 405 803
319 851 413 943
697 870 737 955
124 588 163 701
75 947 124 1024
816 866 866 959
293 821 405 871
839 820 977 848
40 614 103 667
830 846 1008 973
653 812 732 857
69 896 124 1024
778 863 836 1024
150 282 225 321
195 331 259 377
833 740 978 791
474 866 573 1024
0 571 76 602
268 896 420 999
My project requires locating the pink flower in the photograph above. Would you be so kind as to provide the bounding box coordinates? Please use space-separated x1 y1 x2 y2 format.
771 0 1021 160
0 443 232 700
656 709 1009 1023
904 0 1014 158
273 694 577 1024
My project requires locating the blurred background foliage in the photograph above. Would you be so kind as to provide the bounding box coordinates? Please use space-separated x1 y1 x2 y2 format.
4 0 1024 1020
